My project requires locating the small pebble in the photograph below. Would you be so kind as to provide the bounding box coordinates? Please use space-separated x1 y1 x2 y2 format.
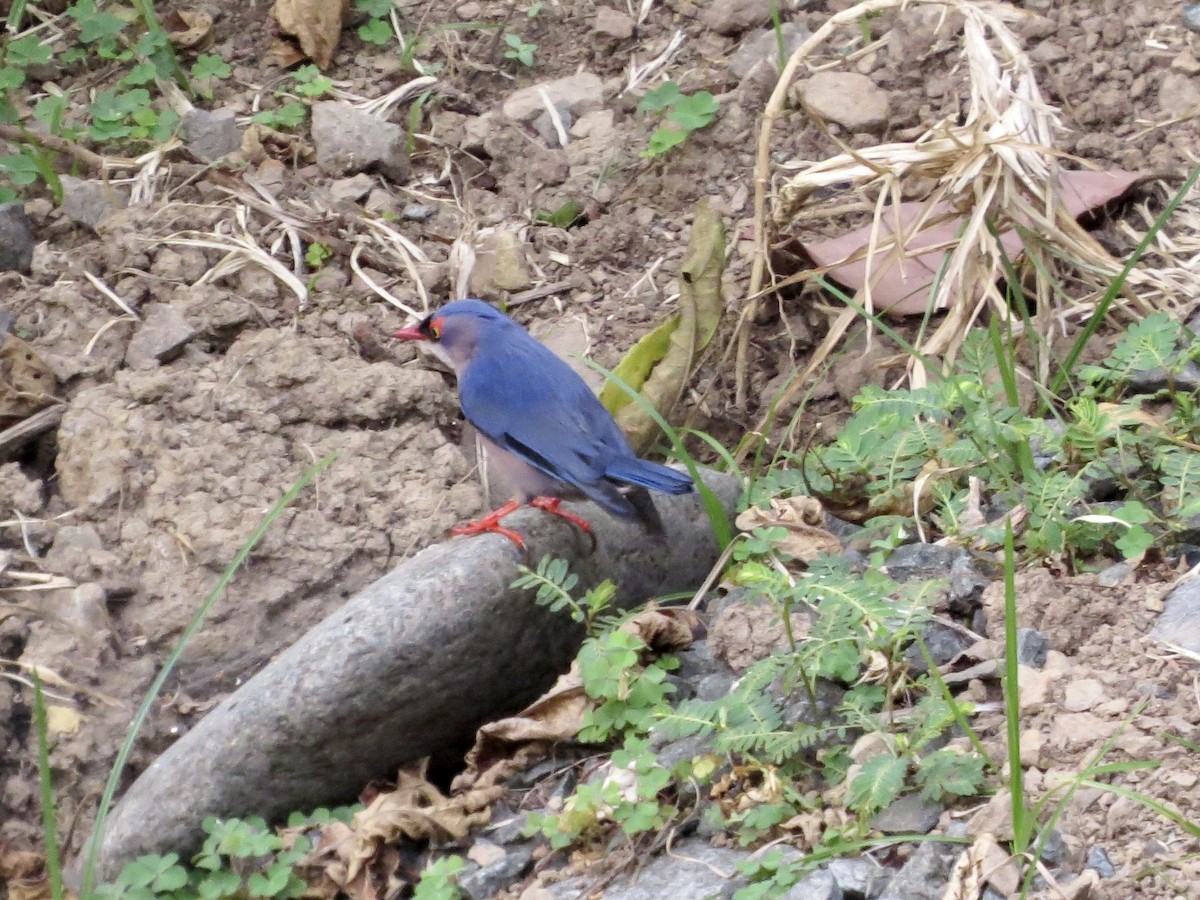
403 203 435 221
1086 845 1116 878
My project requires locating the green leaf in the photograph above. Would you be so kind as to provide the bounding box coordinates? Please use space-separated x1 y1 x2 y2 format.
198 868 242 899
847 755 907 815
1115 524 1155 560
0 67 25 90
7 35 53 67
359 18 393 44
68 1 127 43
599 314 679 415
192 53 232 80
534 199 586 229
122 61 158 86
915 748 986 801
356 0 394 16
642 125 688 157
637 81 682 113
666 91 718 130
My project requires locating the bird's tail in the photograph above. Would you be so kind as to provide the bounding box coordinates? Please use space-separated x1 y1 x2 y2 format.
625 486 665 536
605 458 694 495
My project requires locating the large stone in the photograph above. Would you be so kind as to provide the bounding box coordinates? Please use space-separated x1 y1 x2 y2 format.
701 0 776 35
0 203 34 272
795 71 891 131
502 72 604 123
311 101 410 181
82 471 739 881
181 108 241 162
603 836 751 898
124 304 196 370
60 175 129 230
1150 575 1200 654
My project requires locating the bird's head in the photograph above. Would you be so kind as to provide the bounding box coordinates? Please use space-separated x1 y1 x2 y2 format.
392 300 508 371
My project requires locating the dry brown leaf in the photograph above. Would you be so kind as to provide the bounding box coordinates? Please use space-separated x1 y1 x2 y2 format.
322 768 497 887
0 846 50 900
457 606 696 790
0 334 57 428
163 9 213 49
620 604 700 652
273 0 350 69
736 497 843 562
458 666 588 786
798 170 1147 316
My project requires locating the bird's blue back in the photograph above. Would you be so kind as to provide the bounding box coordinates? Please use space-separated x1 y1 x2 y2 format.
450 305 637 493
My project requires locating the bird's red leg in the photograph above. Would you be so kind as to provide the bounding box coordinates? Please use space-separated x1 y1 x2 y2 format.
451 500 527 551
530 497 597 551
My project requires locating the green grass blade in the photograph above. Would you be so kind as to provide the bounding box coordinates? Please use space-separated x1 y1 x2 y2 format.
1001 520 1033 856
79 453 338 898
1051 165 1200 395
31 671 64 900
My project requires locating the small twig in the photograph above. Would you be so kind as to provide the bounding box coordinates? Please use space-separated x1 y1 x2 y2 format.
0 124 137 172
507 280 573 306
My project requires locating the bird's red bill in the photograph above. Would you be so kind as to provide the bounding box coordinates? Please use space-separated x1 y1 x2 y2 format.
392 324 426 341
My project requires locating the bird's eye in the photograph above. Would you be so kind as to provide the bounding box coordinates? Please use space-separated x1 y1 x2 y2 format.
428 321 442 340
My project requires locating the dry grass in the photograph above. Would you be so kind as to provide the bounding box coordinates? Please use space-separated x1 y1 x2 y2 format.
737 0 1177 413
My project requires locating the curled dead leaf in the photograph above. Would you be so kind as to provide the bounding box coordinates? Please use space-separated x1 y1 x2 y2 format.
735 496 842 562
163 9 213 49
0 846 50 900
603 199 725 452
273 0 350 69
620 604 700 652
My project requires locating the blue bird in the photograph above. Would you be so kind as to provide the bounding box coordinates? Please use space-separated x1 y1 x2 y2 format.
393 299 694 550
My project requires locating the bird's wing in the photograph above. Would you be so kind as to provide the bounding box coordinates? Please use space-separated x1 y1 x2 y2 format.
458 333 623 495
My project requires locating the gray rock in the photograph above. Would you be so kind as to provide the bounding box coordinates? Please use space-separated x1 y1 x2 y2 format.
877 840 961 900
593 7 634 39
1029 41 1069 64
1184 4 1200 34
459 846 532 900
181 108 241 162
533 102 573 147
1086 844 1115 878
870 793 943 835
696 671 736 701
905 621 974 675
1097 561 1132 587
602 836 750 899
60 175 129 230
402 203 435 221
328 174 375 202
124 304 196 369
701 0 776 35
784 868 842 900
1149 575 1200 655
0 203 35 272
729 23 811 78
1016 628 1050 668
884 543 962 583
502 73 604 123
1127 360 1200 395
795 72 890 131
311 101 410 182
81 471 739 882
947 553 993 615
827 856 888 898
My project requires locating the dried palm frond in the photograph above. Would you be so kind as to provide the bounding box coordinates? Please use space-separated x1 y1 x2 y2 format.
739 0 1170 407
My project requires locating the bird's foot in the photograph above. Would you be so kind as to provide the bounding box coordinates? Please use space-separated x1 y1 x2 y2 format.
530 497 598 552
451 500 528 554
